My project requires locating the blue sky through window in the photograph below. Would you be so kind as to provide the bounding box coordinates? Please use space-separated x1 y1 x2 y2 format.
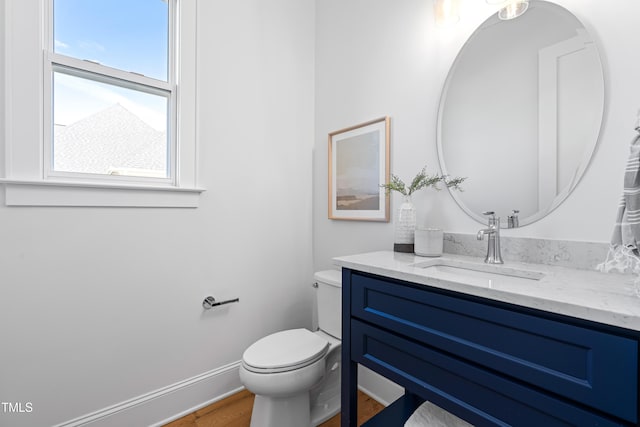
54 72 168 131
54 0 168 80
53 0 169 131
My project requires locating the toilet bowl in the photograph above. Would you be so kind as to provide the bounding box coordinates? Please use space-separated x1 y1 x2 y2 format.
239 270 342 427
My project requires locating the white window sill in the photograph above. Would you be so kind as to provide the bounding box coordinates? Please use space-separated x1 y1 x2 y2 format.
0 179 205 207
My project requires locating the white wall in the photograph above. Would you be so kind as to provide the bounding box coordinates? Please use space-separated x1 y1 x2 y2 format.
313 0 640 271
0 1 315 426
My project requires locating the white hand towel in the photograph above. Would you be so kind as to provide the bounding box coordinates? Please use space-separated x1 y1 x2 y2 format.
598 127 640 284
404 401 474 427
611 129 640 251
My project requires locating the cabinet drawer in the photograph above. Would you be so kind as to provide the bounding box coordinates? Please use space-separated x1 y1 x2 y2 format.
352 319 626 427
351 273 638 422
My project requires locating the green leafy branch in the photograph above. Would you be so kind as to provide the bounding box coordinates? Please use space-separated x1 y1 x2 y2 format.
380 166 466 196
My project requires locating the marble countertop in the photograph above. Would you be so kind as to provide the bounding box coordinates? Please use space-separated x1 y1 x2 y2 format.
333 251 640 332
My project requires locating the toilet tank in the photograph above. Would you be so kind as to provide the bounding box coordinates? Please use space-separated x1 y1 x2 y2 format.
314 270 342 339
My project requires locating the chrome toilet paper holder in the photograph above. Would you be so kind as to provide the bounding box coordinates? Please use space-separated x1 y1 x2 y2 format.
202 296 240 310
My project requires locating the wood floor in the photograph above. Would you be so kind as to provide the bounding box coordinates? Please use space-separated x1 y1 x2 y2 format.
163 389 384 427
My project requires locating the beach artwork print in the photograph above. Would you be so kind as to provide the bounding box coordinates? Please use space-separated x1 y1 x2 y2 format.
336 131 380 210
328 117 389 221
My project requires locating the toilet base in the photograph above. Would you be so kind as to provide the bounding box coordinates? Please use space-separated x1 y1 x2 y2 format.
241 331 342 427
250 393 311 427
310 340 341 425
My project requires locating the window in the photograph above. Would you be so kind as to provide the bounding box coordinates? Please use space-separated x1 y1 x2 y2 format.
46 0 174 183
1 0 201 207
44 0 176 183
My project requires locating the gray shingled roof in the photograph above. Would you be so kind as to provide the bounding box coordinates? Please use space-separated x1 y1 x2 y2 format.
54 104 167 176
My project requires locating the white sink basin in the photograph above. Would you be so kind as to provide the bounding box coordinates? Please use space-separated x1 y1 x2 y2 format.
412 259 545 288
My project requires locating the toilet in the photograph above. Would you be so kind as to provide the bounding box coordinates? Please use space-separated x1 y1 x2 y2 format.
239 270 342 427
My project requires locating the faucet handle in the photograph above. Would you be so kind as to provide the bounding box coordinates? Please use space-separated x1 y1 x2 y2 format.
508 210 520 228
482 211 499 226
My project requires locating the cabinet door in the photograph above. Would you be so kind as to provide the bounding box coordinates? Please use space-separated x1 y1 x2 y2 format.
350 272 638 423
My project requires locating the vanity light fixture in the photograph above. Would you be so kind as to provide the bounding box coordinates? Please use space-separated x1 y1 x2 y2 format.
486 0 529 20
434 0 460 27
498 1 529 20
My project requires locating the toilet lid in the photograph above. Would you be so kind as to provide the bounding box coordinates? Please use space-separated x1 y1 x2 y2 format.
242 329 329 371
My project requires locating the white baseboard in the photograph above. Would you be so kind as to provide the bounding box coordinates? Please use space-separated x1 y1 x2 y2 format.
52 360 403 426
53 361 243 427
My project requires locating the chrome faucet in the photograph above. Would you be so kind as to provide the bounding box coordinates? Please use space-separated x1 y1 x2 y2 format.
477 211 503 264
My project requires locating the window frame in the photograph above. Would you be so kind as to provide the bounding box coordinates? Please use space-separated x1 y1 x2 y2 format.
0 0 203 207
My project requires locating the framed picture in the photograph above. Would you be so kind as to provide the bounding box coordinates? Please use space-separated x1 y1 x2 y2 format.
328 117 390 221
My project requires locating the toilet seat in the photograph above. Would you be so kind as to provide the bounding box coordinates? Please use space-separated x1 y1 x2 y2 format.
242 328 329 374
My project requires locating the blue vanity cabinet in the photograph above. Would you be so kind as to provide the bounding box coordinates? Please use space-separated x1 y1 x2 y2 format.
340 268 640 427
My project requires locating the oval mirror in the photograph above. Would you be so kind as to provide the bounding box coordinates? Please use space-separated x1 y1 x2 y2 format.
437 0 604 227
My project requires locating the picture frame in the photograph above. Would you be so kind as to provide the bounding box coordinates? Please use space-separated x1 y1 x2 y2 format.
328 117 390 221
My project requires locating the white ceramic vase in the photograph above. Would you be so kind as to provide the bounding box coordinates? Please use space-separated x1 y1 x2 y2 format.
394 195 416 253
